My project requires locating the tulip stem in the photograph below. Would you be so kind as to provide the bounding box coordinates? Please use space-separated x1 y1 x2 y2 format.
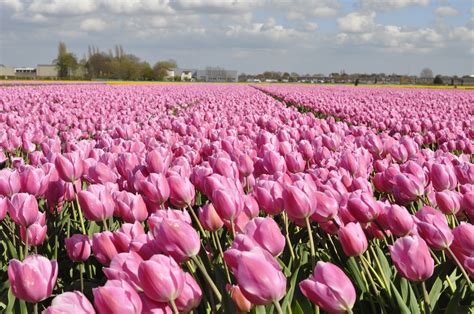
186 204 207 239
446 247 473 289
73 184 87 235
212 231 231 283
24 226 29 258
80 263 84 293
33 303 38 314
191 256 222 302
102 219 109 231
169 299 179 314
273 300 283 314
305 217 316 267
421 281 431 314
230 219 236 239
283 212 296 261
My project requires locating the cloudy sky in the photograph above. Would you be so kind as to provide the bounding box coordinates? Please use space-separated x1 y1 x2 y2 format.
1 0 473 75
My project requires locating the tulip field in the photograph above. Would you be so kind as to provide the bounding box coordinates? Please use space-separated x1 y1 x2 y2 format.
0 83 473 314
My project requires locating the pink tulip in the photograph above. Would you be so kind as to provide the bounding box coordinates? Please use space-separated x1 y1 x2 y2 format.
148 209 192 231
113 221 145 252
0 197 7 221
168 175 195 208
140 294 172 314
254 179 284 215
55 152 84 183
8 192 40 227
153 218 201 263
20 166 48 196
92 231 119 265
175 272 202 312
138 254 185 303
449 223 474 277
103 252 143 290
347 191 380 223
198 203 224 232
430 162 457 191
113 191 148 222
415 206 453 250
65 234 91 262
138 173 170 206
435 190 461 215
389 236 434 281
43 291 95 314
237 154 254 177
338 222 368 256
146 148 171 174
78 184 115 222
387 205 414 236
244 217 285 257
299 261 356 314
283 182 317 221
311 191 338 223
231 249 286 305
212 187 243 224
20 222 47 247
93 279 142 314
0 168 21 196
8 255 58 302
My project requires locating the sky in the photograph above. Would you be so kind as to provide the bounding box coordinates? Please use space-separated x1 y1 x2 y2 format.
0 0 473 76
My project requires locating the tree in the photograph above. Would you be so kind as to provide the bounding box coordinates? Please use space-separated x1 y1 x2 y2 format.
54 42 78 78
420 68 433 79
153 60 177 81
433 75 443 85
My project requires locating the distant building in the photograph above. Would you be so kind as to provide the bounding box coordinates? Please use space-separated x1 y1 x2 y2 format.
15 67 36 78
0 65 15 78
196 67 238 82
462 75 474 86
36 64 58 78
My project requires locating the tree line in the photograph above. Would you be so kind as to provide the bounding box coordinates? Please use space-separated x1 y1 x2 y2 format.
55 42 177 81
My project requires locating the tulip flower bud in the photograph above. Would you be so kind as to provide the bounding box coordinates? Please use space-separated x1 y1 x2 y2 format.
43 291 95 314
154 218 201 263
389 236 434 281
92 231 119 265
103 252 143 290
55 152 84 183
430 163 457 191
113 221 145 252
113 191 148 223
435 190 461 215
347 191 380 223
175 272 202 312
138 254 185 303
138 173 170 206
168 175 195 208
299 261 356 313
198 203 224 232
93 279 142 314
20 223 47 247
338 222 368 256
311 191 338 223
415 206 453 250
449 223 474 277
283 182 317 221
78 184 115 222
384 204 413 237
65 234 91 262
8 192 40 227
8 255 58 303
0 169 21 196
244 217 285 257
233 250 287 305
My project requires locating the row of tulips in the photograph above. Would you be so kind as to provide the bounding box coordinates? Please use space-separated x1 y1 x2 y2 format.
0 83 473 313
257 85 474 154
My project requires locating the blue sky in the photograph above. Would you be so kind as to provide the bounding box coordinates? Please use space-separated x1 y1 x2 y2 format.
0 0 473 75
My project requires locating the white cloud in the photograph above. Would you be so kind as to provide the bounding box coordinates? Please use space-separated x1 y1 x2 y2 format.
304 22 319 31
28 0 98 15
435 6 458 16
171 0 265 13
80 18 107 32
272 0 341 20
448 26 474 43
358 0 429 11
337 11 376 33
0 0 23 12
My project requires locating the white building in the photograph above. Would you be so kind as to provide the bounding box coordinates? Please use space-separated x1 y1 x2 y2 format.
0 65 15 78
36 64 58 78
